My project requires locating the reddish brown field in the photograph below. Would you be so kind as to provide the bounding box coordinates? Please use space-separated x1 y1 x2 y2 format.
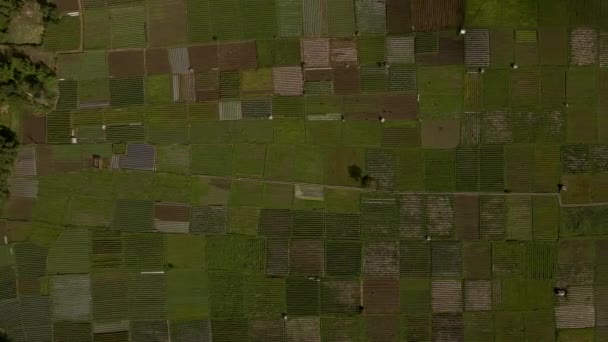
145 48 171 75
154 203 191 221
219 41 257 70
189 44 219 71
387 0 412 34
289 239 324 276
333 67 361 95
108 49 145 78
411 0 464 31
22 115 46 144
362 277 400 314
455 195 479 240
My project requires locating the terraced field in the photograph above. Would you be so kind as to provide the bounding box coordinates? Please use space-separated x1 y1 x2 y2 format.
3 0 608 341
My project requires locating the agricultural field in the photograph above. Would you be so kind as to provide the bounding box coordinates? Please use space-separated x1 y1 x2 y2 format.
3 0 608 341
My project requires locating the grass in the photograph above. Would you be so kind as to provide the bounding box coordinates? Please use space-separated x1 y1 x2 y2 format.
324 188 361 213
110 4 146 49
262 183 293 209
206 235 265 273
156 145 190 174
264 144 295 181
397 148 425 191
358 36 385 64
293 145 327 184
146 75 173 104
233 144 266 178
229 180 264 207
83 8 111 49
166 270 209 319
241 69 272 93
228 207 259 235
325 147 365 187
166 235 206 269
244 275 286 318
43 16 81 51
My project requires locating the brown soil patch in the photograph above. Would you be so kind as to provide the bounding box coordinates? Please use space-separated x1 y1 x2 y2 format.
219 41 257 70
364 241 399 276
432 313 464 341
412 0 463 31
22 114 46 144
145 48 171 75
250 320 284 342
330 38 358 67
438 33 464 65
18 277 40 295
259 209 292 237
365 315 400 341
188 44 219 71
362 277 400 314
147 0 187 48
431 279 462 313
343 94 378 119
302 39 330 68
154 203 190 221
290 239 324 276
455 195 479 240
305 68 332 82
464 280 492 311
387 0 412 34
4 197 34 220
266 239 288 277
539 28 568 66
108 50 145 78
321 280 360 314
421 119 460 149
333 67 360 95
35 145 53 176
380 94 418 119
54 0 80 13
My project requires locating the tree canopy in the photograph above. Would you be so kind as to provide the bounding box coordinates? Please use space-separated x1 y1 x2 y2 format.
0 49 57 111
0 125 18 198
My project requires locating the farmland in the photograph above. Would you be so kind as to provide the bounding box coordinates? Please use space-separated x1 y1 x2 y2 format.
2 0 608 341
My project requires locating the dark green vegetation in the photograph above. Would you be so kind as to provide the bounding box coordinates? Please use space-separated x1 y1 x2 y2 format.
3 0 608 341
0 50 57 111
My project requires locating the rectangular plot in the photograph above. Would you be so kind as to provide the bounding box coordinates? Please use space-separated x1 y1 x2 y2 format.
52 275 91 322
455 147 479 192
480 196 505 240
361 193 399 239
326 240 361 276
287 278 320 315
277 0 303 37
186 0 212 42
290 239 324 276
92 271 128 321
210 0 241 40
303 0 328 37
327 0 355 36
400 241 429 277
426 195 453 237
191 144 233 176
479 145 504 192
431 241 461 277
110 5 146 49
424 149 455 192
362 277 399 314
534 144 560 192
355 0 386 35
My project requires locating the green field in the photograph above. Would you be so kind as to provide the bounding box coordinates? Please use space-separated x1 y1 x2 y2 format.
3 0 608 340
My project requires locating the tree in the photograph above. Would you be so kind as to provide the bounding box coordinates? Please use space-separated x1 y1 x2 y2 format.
0 49 57 112
0 329 11 342
0 125 18 198
348 164 362 181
